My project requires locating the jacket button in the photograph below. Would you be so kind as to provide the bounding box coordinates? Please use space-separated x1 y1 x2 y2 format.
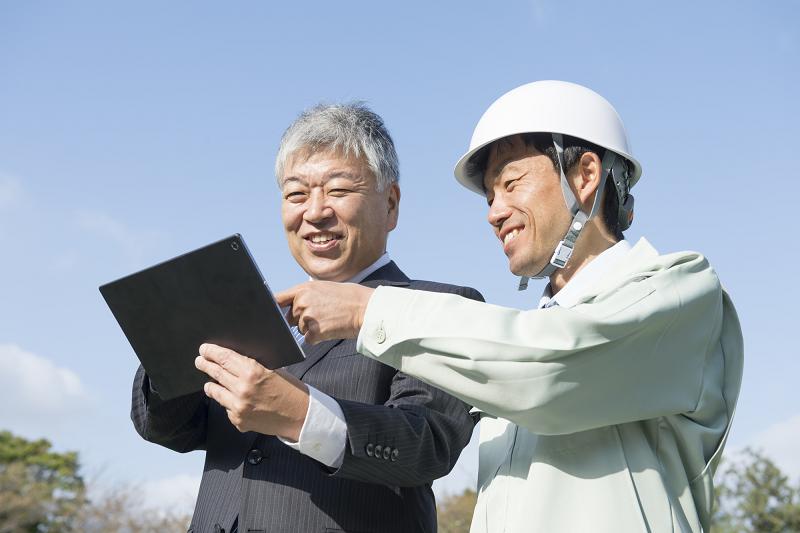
247 448 263 465
365 443 374 457
391 448 399 462
374 444 383 458
382 446 392 460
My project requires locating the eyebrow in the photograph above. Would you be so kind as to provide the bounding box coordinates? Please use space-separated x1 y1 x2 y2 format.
280 176 307 188
280 170 361 188
325 171 359 181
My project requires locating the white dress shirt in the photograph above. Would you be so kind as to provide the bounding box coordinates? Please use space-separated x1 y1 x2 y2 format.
278 252 392 467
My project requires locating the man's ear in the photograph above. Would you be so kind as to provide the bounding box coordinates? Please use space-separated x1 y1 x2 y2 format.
574 152 603 209
387 183 400 232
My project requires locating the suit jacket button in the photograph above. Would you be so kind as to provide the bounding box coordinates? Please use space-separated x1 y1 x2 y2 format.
374 444 383 458
391 448 399 462
382 446 392 460
365 443 374 457
247 448 263 465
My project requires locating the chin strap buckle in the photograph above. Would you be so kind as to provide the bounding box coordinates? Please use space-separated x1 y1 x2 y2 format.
549 240 575 268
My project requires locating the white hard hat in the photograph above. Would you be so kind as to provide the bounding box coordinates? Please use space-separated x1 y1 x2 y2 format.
454 80 642 195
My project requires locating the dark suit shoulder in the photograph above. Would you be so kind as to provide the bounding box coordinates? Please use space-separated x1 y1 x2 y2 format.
407 279 484 302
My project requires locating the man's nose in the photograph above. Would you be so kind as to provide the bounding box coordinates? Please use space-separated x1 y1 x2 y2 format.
487 195 511 229
304 190 333 223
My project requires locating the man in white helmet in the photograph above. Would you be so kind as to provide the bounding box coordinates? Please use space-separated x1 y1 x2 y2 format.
276 81 744 532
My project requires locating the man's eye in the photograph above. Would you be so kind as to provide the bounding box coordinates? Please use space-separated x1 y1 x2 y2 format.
284 191 307 201
328 188 350 196
504 178 520 191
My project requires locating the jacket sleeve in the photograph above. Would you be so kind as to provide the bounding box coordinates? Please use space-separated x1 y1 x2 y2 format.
357 253 724 436
331 285 482 487
130 364 209 453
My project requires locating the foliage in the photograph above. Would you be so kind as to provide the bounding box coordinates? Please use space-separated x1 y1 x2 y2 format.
437 488 477 533
0 430 190 533
713 448 800 533
0 430 86 532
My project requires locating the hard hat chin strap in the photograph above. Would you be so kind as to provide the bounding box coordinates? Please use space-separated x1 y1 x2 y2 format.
518 133 617 291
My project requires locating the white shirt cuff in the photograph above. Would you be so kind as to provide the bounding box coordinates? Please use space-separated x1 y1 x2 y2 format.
278 385 347 468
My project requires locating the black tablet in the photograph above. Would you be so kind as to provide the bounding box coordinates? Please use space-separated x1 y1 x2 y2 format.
100 234 304 401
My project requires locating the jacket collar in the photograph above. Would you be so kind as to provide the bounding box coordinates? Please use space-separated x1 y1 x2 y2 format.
548 237 662 308
541 240 633 309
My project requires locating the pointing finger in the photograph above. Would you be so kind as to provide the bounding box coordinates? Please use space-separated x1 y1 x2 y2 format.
275 286 300 308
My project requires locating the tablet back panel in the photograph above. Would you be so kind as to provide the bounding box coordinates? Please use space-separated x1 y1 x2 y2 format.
100 234 303 400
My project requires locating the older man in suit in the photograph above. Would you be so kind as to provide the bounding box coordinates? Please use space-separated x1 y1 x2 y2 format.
131 103 481 533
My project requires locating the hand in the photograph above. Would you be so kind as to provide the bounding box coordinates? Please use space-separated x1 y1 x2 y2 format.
195 343 309 440
275 281 374 345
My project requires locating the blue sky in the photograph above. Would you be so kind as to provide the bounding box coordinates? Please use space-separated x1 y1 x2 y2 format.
1 0 798 513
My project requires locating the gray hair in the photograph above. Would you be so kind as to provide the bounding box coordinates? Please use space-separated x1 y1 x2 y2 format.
275 102 399 191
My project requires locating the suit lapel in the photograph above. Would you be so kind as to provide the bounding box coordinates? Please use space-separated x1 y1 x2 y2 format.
286 338 343 379
360 260 410 287
289 261 410 381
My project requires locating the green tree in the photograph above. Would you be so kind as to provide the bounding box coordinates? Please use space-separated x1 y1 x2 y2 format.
0 430 86 532
0 430 191 533
713 448 800 533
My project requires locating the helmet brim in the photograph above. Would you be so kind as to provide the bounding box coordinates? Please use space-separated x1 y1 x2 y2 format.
453 131 642 197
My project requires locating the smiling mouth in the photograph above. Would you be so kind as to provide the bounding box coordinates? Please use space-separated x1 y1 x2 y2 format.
307 233 340 244
503 228 521 245
304 232 342 250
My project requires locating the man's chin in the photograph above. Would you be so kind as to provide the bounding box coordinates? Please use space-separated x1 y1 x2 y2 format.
298 255 347 280
508 262 530 277
308 270 347 283
301 262 339 282
509 258 548 278
304 263 357 283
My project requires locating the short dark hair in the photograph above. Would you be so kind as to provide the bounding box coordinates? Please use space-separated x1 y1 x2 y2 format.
468 133 624 241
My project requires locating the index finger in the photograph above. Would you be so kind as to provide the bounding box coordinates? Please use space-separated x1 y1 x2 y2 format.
275 285 300 308
198 343 246 377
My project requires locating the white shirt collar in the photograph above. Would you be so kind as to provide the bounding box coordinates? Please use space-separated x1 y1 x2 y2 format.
309 252 392 284
538 240 632 309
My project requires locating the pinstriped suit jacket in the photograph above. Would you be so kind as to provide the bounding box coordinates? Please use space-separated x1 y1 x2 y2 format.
131 262 482 533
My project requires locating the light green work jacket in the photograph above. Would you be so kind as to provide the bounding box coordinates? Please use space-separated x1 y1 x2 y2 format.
356 238 743 532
